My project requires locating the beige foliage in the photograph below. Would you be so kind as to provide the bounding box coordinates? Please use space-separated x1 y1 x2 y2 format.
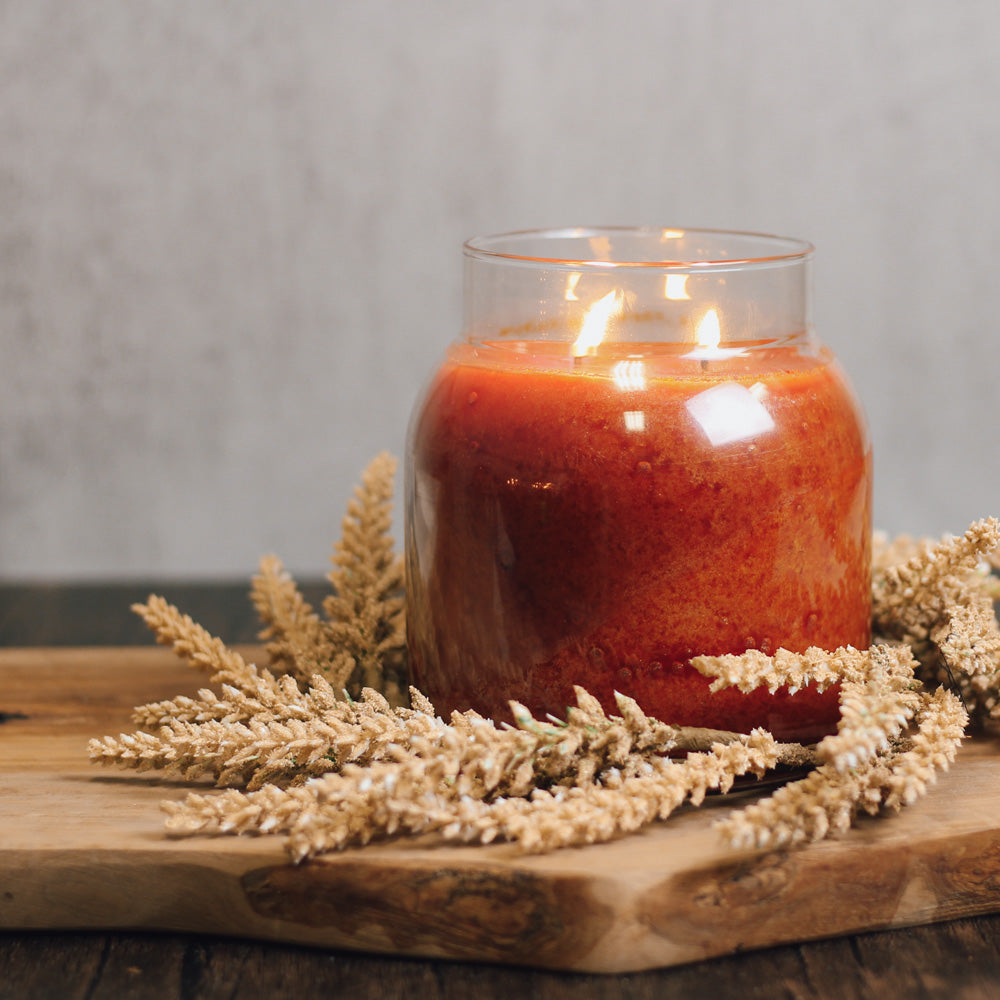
88 457 1000 861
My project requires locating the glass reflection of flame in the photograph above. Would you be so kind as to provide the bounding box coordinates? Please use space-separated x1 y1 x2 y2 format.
612 359 647 391
573 289 624 358
664 274 690 300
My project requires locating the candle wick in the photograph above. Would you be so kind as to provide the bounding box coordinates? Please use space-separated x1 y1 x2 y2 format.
700 358 709 373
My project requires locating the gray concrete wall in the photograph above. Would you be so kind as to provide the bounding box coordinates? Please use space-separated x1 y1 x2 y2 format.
2 1 997 579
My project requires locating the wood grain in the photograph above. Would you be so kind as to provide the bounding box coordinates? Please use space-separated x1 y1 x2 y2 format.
4 646 1000 974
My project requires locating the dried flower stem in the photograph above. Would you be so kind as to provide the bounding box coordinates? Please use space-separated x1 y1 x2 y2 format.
324 452 406 701
165 728 781 859
716 687 967 851
872 517 1000 643
132 594 275 692
251 554 354 689
88 456 1000 861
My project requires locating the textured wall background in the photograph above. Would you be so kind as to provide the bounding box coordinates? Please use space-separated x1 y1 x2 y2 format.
2 0 998 579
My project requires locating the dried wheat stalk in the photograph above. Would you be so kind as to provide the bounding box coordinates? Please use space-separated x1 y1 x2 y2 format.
88 457 1000 861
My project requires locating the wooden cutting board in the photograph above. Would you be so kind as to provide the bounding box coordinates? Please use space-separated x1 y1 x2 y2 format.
3 646 1000 974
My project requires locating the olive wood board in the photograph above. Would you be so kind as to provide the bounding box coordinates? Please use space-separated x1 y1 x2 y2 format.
3 646 1000 974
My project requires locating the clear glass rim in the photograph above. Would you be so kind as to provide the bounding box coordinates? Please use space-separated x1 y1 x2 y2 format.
463 226 814 270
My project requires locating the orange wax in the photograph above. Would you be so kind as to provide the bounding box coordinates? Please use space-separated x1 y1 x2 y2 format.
406 340 871 742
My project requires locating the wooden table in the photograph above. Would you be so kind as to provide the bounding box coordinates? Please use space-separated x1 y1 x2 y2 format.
3 582 1000 999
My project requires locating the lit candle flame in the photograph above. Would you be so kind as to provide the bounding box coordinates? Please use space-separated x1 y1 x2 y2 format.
695 308 721 351
573 289 624 358
664 274 690 300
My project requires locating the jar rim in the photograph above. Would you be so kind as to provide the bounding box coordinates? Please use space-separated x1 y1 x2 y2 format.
463 226 814 270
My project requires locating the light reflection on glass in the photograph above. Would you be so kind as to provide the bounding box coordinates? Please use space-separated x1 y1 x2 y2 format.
506 477 554 490
664 274 690 300
588 234 612 260
685 382 775 447
612 359 647 391
573 289 624 358
623 410 646 432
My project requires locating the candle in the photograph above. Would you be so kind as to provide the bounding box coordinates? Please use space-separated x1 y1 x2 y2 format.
406 229 872 742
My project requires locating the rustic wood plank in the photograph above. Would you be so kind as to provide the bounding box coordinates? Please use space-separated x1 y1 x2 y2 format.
6 924 999 1000
0 933 108 1000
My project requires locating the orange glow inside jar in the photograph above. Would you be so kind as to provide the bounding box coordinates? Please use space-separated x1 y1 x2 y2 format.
405 228 871 742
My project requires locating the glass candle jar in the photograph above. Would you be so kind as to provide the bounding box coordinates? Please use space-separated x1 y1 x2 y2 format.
405 228 871 742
